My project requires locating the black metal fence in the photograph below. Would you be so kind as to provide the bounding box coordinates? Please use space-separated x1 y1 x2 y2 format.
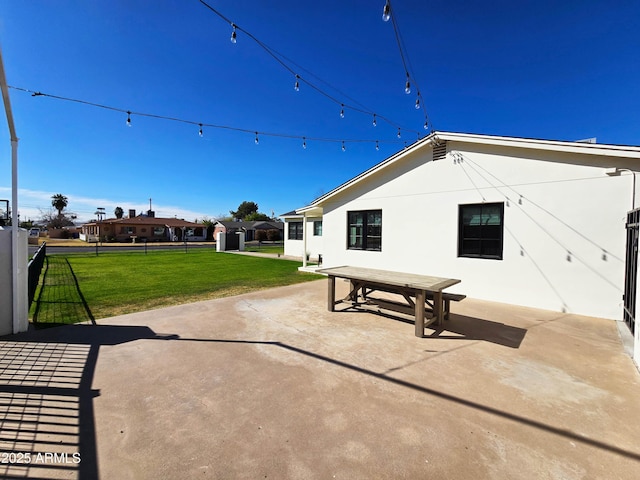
624 209 639 335
28 241 46 309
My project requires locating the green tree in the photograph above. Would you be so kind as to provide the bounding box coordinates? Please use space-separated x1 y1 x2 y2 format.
230 201 259 220
51 194 68 217
244 212 271 221
114 206 124 219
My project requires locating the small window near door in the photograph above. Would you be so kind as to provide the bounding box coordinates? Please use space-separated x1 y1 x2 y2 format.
313 221 323 236
458 202 504 259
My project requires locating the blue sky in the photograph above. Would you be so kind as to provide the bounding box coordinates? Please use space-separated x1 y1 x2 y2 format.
1 0 639 223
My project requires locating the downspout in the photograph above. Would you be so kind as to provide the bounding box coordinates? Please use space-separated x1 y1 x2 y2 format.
11 138 19 333
302 212 307 268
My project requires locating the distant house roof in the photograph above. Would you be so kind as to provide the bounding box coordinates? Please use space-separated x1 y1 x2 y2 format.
84 216 202 228
253 221 284 230
215 220 283 230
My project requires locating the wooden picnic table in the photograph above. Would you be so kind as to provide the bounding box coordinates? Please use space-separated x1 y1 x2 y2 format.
317 266 461 337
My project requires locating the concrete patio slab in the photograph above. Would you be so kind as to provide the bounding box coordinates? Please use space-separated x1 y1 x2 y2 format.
1 278 639 479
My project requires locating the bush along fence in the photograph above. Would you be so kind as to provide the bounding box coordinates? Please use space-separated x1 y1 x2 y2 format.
28 241 46 308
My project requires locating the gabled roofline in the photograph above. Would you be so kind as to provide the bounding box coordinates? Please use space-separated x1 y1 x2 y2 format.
435 131 640 157
295 130 640 213
296 133 436 213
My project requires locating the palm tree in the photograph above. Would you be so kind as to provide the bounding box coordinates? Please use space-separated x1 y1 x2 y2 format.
51 194 68 217
114 206 124 219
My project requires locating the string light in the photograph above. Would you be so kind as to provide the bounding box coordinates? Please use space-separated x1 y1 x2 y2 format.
198 124 203 137
302 137 306 149
340 104 345 118
397 128 401 139
376 140 380 151
294 75 300 92
342 141 346 152
230 24 237 43
372 114 377 127
423 120 429 130
11 86 408 150
380 0 434 131
198 0 425 135
382 0 391 22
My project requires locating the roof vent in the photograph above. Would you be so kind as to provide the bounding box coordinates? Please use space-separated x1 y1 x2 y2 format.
576 137 597 144
432 141 448 161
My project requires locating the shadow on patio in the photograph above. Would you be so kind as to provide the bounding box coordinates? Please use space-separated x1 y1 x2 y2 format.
0 325 175 479
30 256 96 327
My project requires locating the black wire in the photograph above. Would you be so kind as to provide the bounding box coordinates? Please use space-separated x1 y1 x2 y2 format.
9 85 409 147
197 0 423 135
387 0 433 131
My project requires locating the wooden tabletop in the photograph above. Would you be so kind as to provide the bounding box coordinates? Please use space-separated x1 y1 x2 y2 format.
318 266 461 292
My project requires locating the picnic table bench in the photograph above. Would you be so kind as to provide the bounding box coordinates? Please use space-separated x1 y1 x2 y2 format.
317 266 463 337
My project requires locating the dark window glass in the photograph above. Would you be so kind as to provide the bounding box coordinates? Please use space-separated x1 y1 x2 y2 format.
313 221 323 236
458 203 504 259
288 221 303 240
347 210 382 251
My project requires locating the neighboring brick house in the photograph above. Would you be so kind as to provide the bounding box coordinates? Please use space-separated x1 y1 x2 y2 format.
81 210 206 242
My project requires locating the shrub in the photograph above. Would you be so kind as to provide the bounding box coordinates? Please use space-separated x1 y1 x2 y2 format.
267 229 281 241
255 229 268 242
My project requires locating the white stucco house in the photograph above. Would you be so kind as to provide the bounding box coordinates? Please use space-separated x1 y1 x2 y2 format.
281 210 324 263
284 131 640 366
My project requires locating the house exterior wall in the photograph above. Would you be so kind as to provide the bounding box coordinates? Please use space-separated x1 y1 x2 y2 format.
320 142 635 320
283 216 324 260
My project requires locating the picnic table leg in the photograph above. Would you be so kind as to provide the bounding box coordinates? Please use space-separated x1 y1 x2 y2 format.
434 290 444 326
415 289 425 337
328 275 336 312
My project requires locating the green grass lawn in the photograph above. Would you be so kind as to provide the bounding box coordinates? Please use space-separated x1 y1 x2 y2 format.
244 243 284 255
31 250 321 324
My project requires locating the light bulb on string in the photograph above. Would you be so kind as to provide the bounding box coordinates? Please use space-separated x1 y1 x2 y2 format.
372 114 377 127
254 132 259 145
375 140 379 151
405 77 411 94
198 124 203 137
126 111 132 127
397 128 401 139
294 75 300 92
342 141 346 152
230 24 237 44
415 97 420 110
340 104 345 118
302 137 307 149
423 120 429 130
382 0 391 22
